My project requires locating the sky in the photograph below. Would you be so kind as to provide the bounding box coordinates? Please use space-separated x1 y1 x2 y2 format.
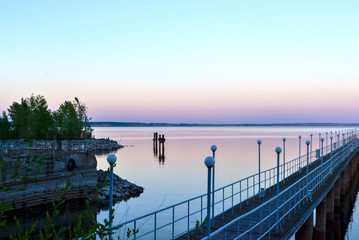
1 1 358 124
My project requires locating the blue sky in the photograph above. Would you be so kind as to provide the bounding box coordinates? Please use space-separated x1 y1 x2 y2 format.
1 1 358 123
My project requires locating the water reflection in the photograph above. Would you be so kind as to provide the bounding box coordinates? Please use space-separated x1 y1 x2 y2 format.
344 173 359 239
158 153 165 164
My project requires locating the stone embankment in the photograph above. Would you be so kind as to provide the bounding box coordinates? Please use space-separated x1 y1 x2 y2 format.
0 151 98 209
59 138 122 153
96 169 144 202
0 138 122 155
0 139 143 210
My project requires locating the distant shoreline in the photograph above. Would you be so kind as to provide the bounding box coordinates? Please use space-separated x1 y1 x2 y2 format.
90 122 359 127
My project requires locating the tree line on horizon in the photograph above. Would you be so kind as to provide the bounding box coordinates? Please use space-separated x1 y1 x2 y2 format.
0 94 92 140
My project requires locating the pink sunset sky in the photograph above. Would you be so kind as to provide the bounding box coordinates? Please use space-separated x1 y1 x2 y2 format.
1 1 358 124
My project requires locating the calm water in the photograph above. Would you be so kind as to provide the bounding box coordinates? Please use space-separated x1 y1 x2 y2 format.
92 126 357 238
346 189 359 239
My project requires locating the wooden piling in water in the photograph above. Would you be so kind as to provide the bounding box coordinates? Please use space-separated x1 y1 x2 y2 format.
153 132 158 156
158 134 166 161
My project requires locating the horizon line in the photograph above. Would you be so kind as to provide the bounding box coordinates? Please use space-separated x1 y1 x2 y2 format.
90 122 359 127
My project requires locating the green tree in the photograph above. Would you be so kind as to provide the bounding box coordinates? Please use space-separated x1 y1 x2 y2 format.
53 101 83 140
28 95 54 139
8 95 54 140
8 98 32 139
0 112 10 140
6 95 92 140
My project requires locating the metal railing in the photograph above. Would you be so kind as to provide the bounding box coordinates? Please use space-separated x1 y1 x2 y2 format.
109 131 357 239
203 136 357 239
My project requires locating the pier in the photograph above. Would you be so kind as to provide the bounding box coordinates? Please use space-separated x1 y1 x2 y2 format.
196 135 359 239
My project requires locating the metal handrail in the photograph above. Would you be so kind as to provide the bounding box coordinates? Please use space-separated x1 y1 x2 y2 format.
203 138 357 239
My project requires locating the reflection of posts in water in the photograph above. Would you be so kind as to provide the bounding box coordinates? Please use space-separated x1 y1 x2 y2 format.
158 134 166 163
159 153 165 163
153 132 158 156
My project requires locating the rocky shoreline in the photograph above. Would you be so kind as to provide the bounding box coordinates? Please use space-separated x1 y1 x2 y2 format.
95 169 144 204
0 138 122 155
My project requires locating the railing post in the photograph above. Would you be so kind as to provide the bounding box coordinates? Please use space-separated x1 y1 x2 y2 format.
172 207 175 239
335 131 337 145
211 145 217 226
257 139 263 197
298 135 302 173
320 137 324 161
107 153 117 240
187 202 190 237
306 140 310 200
275 147 282 232
282 137 286 184
154 213 157 239
204 156 215 239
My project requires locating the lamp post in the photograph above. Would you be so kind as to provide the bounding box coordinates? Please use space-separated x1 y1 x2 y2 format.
257 140 262 197
75 97 87 151
318 133 321 151
335 131 337 148
320 137 324 183
343 133 346 158
282 137 286 184
298 135 302 173
320 137 324 164
310 134 313 163
204 156 215 238
343 133 346 145
330 136 333 173
326 132 328 154
107 153 117 240
306 140 310 200
275 147 282 232
210 145 217 226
